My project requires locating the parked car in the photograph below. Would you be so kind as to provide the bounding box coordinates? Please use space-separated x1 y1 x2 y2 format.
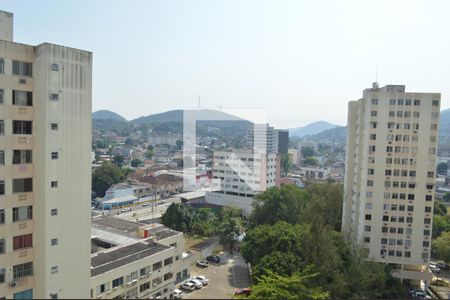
194 275 209 285
120 207 131 213
189 279 203 289
206 255 220 263
412 291 431 299
181 282 195 291
197 260 209 268
235 288 252 296
408 288 424 296
437 261 449 269
173 289 183 299
429 263 440 273
142 202 150 207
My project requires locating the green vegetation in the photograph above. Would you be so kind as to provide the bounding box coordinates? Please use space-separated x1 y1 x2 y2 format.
437 162 448 175
432 231 450 263
281 153 293 174
243 183 405 299
301 145 315 158
91 162 125 197
130 158 143 167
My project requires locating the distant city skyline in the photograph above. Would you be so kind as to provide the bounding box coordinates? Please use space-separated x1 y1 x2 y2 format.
4 0 450 128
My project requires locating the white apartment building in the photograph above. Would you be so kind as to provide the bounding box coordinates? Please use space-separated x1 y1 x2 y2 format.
342 83 440 284
0 11 92 298
90 217 191 299
247 124 288 154
206 149 280 215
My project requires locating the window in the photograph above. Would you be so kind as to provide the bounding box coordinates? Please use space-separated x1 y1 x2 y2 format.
397 99 404 105
0 89 3 105
423 241 430 248
364 237 370 243
0 239 4 254
0 180 4 195
405 99 412 106
365 225 371 232
13 234 32 250
51 64 59 71
13 120 32 135
424 218 431 224
428 172 434 178
50 266 58 274
0 209 4 224
51 209 58 216
371 110 377 117
372 98 378 105
51 238 58 246
389 99 396 105
12 90 33 106
413 112 419 118
50 93 59 101
414 99 421 106
163 272 173 281
140 282 150 293
425 207 432 213
51 181 58 188
369 134 376 140
365 214 371 220
367 180 373 187
0 120 4 135
389 111 395 117
13 178 32 193
51 152 58 160
368 169 374 175
140 266 151 277
13 262 33 279
0 59 3 74
369 121 377 129
382 215 389 221
431 124 438 130
13 150 32 164
426 184 433 190
112 277 124 288
407 206 414 212
0 150 3 165
153 261 162 271
164 257 173 266
51 123 58 130
425 195 432 201
12 206 33 222
424 229 430 236
432 100 439 106
12 61 32 77
0 268 4 283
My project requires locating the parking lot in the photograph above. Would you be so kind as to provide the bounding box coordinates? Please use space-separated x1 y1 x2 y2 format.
183 252 251 299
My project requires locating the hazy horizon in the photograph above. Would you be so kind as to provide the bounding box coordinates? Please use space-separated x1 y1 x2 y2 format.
4 0 450 128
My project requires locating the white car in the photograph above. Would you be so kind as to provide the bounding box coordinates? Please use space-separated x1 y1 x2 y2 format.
189 279 203 289
142 202 150 207
429 263 440 273
173 289 183 299
412 291 431 299
120 207 131 213
194 275 209 285
181 282 195 291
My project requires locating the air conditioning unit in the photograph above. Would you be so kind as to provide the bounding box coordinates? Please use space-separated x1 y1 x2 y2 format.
113 288 117 291
106 291 111 295
19 78 27 84
9 281 18 288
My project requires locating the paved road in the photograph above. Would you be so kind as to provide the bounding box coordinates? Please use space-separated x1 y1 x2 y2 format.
183 252 251 299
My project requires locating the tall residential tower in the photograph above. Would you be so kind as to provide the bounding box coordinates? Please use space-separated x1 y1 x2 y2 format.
342 83 440 284
0 11 92 298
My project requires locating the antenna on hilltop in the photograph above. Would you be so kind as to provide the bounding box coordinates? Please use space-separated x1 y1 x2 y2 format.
197 95 201 109
375 64 379 83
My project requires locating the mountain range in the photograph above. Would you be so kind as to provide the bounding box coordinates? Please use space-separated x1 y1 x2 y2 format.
289 121 338 138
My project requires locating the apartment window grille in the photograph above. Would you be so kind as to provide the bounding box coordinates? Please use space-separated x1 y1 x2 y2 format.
49 93 59 101
0 268 4 283
51 152 58 160
0 150 4 165
51 64 59 71
51 123 58 130
51 208 58 216
51 266 58 274
0 120 4 135
371 98 378 105
397 99 404 105
12 90 32 106
414 99 421 106
51 238 58 246
432 100 439 106
0 239 4 254
51 181 58 188
0 209 4 224
0 180 4 195
112 277 124 288
13 61 32 77
13 262 33 279
0 89 3 104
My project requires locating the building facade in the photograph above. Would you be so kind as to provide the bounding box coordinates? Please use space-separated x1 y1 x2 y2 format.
0 11 92 298
342 83 440 283
206 149 280 215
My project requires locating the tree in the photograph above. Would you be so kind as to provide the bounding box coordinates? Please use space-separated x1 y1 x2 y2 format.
218 206 243 254
191 208 218 236
281 153 293 174
145 149 154 159
301 145 315 158
437 162 448 175
248 269 329 300
303 157 318 166
433 231 450 262
91 162 125 197
113 155 124 167
130 158 143 168
434 199 448 216
161 203 192 232
433 215 450 239
251 185 310 226
444 192 450 202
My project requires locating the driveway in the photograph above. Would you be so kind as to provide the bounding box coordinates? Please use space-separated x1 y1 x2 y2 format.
183 252 251 299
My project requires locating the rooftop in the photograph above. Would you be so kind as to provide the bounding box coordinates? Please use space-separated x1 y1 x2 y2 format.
91 239 171 277
145 224 180 240
92 215 143 236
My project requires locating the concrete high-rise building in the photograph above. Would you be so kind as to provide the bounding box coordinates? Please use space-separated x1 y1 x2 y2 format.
342 83 440 284
247 124 288 154
206 149 280 215
0 11 92 298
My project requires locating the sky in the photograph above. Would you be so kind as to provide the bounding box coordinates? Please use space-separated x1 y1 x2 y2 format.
3 0 450 128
